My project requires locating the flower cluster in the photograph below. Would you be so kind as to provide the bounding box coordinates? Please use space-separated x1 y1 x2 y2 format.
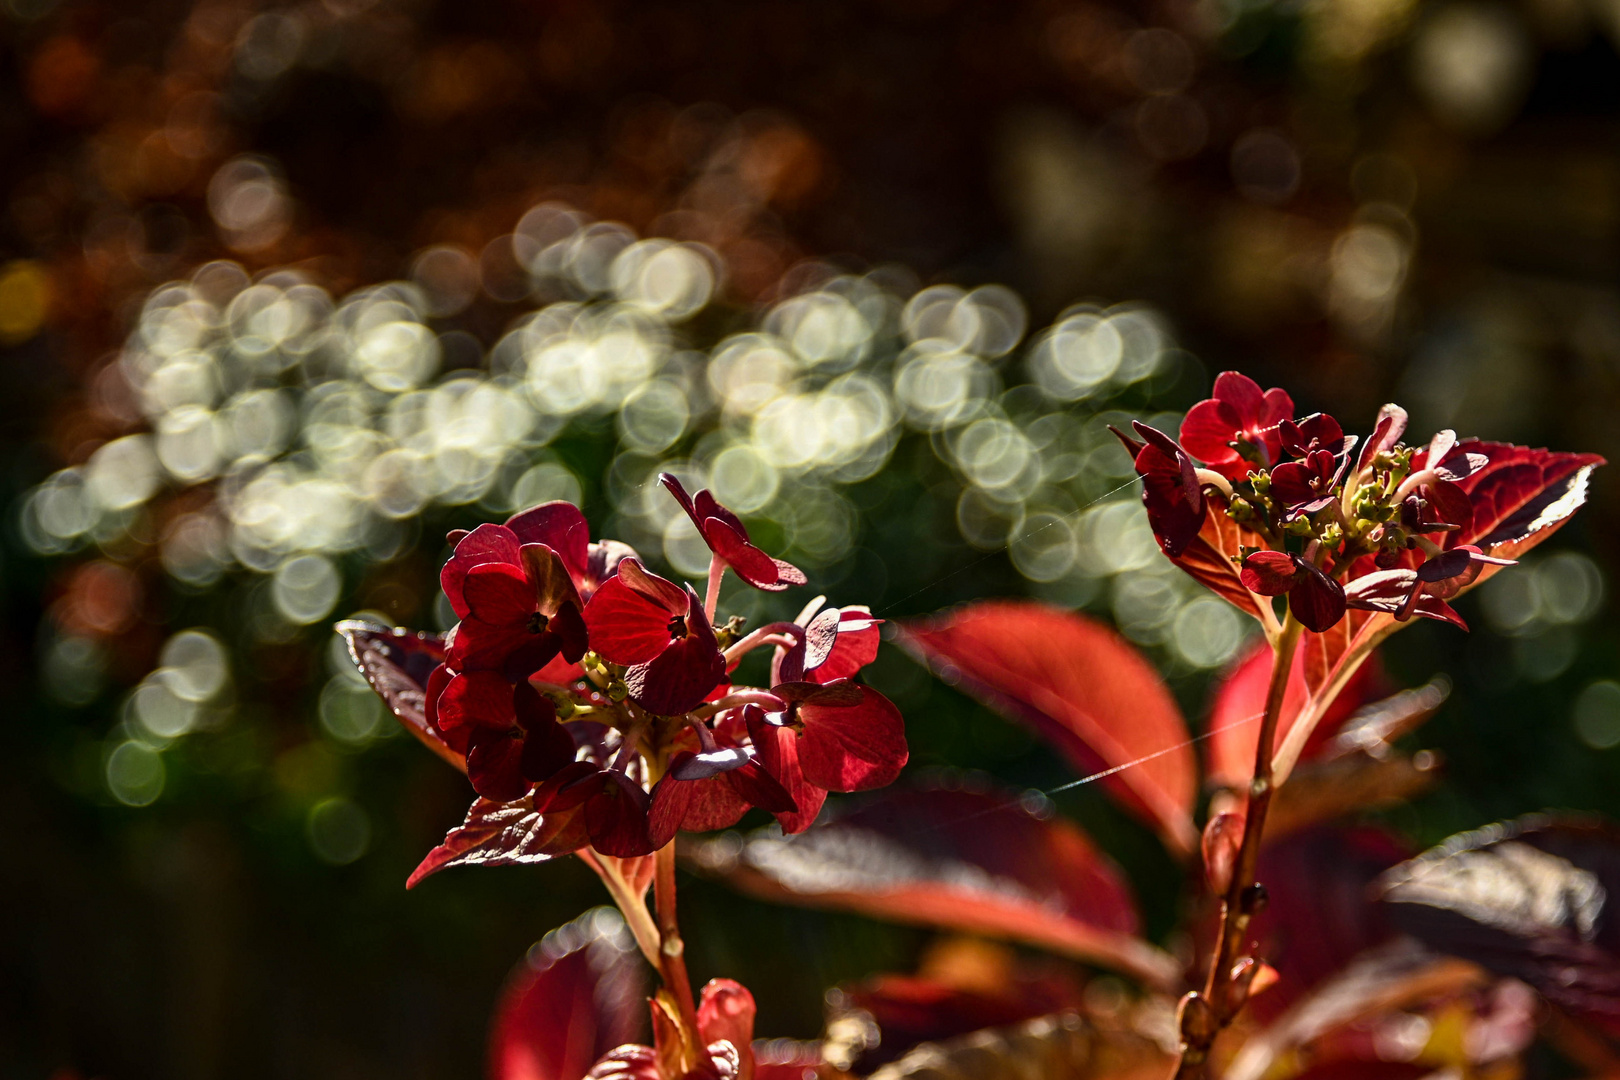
348 476 906 873
1119 371 1603 634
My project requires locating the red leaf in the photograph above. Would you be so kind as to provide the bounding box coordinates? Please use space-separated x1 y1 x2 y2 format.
1205 639 1380 788
1380 815 1620 1037
336 621 464 772
1169 492 1268 618
686 785 1177 988
1223 941 1505 1080
895 601 1197 855
1245 827 1412 1024
488 908 647 1080
829 957 1085 1073
408 794 589 888
1451 442 1605 563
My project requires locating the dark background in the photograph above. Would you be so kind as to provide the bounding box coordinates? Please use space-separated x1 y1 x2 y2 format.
2 0 1619 1077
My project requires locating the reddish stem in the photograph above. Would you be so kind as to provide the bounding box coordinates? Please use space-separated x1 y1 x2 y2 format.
1172 615 1302 1079
704 553 725 624
654 842 701 1053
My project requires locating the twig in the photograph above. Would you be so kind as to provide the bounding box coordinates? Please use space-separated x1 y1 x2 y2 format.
1173 614 1303 1079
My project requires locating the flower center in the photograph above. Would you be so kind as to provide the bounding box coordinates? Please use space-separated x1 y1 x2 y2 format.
527 611 550 634
668 614 687 640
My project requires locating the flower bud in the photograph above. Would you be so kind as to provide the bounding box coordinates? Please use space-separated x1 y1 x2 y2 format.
607 680 629 702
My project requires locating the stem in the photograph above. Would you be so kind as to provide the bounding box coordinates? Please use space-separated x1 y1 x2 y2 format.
721 623 801 669
690 689 787 718
654 842 701 1045
704 554 725 624
577 849 662 968
1173 614 1303 1080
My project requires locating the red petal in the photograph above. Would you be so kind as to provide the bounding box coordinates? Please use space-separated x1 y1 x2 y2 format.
616 556 688 612
584 575 678 665
488 908 647 1080
697 980 756 1079
1268 461 1317 509
648 771 751 848
625 632 727 716
1289 563 1346 633
807 609 882 684
772 558 807 587
1421 477 1473 532
695 488 749 538
438 669 517 734
505 501 590 580
467 725 530 802
463 562 536 624
550 601 589 665
441 523 523 619
450 617 535 672
725 758 798 815
497 633 565 683
894 601 1197 854
521 543 585 617
702 516 785 589
658 472 698 519
514 682 574 783
423 662 457 748
796 683 908 792
1214 370 1266 420
1137 442 1205 558
1354 405 1408 473
1180 398 1245 475
585 773 653 857
1260 386 1295 426
746 707 826 834
1240 550 1299 596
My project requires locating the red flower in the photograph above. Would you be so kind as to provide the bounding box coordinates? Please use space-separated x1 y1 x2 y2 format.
442 523 589 679
1393 429 1488 535
773 601 882 685
1345 545 1514 627
744 681 909 833
1180 371 1294 480
535 761 655 857
1113 421 1205 558
584 557 729 715
647 710 797 848
1239 550 1346 633
660 473 807 591
435 671 578 801
1278 413 1353 459
1269 448 1350 520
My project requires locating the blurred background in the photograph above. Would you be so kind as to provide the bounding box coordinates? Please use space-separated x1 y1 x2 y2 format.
1 0 1618 1076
